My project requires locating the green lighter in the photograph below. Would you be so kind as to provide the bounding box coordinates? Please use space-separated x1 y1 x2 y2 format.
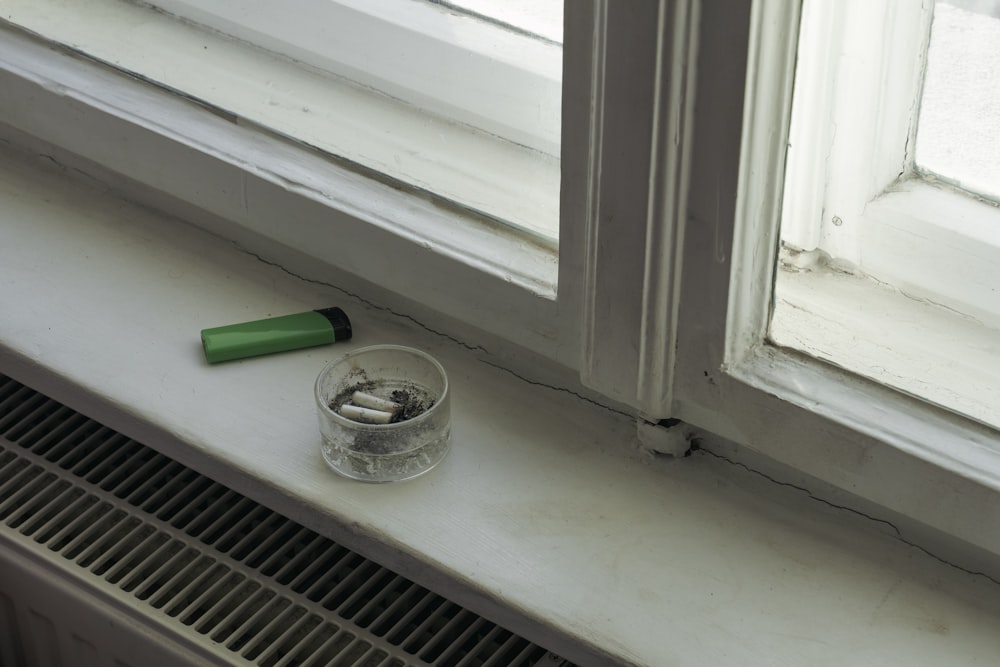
200 307 352 363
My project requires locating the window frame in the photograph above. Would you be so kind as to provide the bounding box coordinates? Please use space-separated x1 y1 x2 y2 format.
780 0 1000 328
779 0 931 258
770 0 1000 426
768 0 1000 429
144 0 563 156
668 0 1000 563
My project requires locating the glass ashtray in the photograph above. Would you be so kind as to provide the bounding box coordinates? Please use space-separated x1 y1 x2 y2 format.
315 345 451 482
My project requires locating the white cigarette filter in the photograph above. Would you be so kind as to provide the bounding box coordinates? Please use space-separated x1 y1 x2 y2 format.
351 391 402 414
339 403 394 424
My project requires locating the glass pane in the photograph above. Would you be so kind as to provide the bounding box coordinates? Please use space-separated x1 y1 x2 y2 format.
916 0 1000 202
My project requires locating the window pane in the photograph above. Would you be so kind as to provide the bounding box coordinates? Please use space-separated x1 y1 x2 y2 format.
916 0 1000 202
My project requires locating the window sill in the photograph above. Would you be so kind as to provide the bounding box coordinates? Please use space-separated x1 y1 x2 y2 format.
3 146 1000 665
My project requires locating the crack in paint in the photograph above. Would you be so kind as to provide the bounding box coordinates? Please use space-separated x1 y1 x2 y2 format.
479 360 632 419
234 244 488 354
236 245 635 420
696 445 1000 586
695 445 902 536
35 152 110 192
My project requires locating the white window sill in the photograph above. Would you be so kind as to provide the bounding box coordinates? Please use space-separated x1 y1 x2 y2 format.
3 146 1000 665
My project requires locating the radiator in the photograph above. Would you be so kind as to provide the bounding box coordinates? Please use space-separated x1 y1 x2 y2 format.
0 375 574 667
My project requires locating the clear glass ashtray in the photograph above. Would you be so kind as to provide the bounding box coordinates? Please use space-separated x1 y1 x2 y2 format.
315 345 451 482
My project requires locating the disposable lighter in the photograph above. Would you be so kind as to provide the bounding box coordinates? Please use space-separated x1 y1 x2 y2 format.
200 307 352 363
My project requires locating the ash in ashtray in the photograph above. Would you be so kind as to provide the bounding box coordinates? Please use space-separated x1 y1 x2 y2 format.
328 377 441 457
328 371 435 426
387 388 435 422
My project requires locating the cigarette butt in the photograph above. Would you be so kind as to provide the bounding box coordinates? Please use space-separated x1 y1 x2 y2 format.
339 403 394 424
351 391 402 414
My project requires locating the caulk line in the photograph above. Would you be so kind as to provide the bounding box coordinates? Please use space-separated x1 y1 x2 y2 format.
696 446 1000 587
236 244 487 354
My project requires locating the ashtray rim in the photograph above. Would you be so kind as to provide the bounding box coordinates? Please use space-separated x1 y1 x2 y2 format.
314 344 449 432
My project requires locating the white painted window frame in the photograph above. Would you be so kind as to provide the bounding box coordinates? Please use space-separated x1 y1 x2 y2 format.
1 0 560 241
781 0 1000 327
773 0 1000 427
780 0 931 259
144 0 562 156
665 0 1000 566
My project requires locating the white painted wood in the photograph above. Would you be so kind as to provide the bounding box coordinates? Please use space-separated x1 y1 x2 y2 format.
673 0 1000 574
0 0 644 384
843 180 1000 332
775 0 837 253
2 0 560 239
675 1 1000 568
1 0 668 413
763 0 1000 426
144 0 563 155
4 141 1000 667
781 0 932 259
771 264 1000 431
724 0 801 365
6 3 1000 659
580 0 698 414
636 0 699 418
780 0 1000 342
437 0 564 43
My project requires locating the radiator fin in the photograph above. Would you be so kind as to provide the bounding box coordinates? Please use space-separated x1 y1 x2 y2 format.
0 375 573 667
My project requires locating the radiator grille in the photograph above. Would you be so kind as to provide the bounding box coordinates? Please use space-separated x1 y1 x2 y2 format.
0 375 573 667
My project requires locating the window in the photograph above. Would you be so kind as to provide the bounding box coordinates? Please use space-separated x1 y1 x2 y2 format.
0 0 687 405
144 0 564 153
773 0 1000 429
669 0 1000 566
4 0 563 241
140 0 565 241
5 0 1000 575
